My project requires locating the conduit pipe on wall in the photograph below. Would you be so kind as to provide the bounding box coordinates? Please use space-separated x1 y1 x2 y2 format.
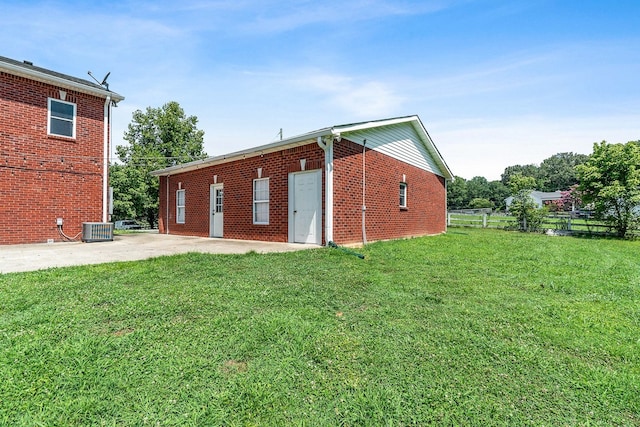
102 95 111 223
362 139 367 245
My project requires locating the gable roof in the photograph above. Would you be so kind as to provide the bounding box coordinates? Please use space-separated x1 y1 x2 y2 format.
505 190 563 206
0 55 124 102
530 191 562 200
151 115 453 179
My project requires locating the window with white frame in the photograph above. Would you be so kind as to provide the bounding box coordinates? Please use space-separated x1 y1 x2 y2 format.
48 98 76 138
253 178 269 224
176 189 185 223
399 182 408 208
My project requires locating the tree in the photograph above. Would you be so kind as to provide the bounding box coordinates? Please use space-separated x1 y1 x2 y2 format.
488 180 510 211
501 164 539 187
111 101 207 227
466 176 492 201
508 173 546 231
447 176 508 211
469 198 493 209
110 163 146 221
576 140 640 238
447 176 468 210
538 152 589 191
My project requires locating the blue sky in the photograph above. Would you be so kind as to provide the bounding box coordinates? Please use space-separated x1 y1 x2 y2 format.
2 0 638 180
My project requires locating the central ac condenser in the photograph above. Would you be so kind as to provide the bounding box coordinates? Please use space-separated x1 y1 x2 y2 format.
82 222 114 242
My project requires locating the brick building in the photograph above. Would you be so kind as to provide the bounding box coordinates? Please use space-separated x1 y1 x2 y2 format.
0 56 124 244
152 116 452 245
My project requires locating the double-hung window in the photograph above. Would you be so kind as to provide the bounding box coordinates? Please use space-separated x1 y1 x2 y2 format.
48 98 76 138
399 182 408 208
176 189 186 223
253 178 269 224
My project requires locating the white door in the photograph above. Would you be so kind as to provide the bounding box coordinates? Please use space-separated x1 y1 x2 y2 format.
209 184 223 237
290 170 322 244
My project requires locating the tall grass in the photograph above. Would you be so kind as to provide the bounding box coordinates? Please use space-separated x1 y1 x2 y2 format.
1 229 638 425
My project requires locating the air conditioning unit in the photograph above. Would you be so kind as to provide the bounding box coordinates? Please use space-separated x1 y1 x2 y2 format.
82 222 114 242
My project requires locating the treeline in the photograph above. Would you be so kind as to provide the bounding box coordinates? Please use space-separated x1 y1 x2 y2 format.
448 152 589 211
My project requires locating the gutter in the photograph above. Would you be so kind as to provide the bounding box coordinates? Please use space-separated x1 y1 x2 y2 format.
152 127 334 177
0 60 124 102
102 95 111 222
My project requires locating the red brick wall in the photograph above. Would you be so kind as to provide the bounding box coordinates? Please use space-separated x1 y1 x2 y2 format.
332 139 446 244
0 72 107 244
157 138 447 245
158 142 325 242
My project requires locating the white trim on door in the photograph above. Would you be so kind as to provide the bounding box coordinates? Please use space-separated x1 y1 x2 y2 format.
209 183 224 237
288 169 322 244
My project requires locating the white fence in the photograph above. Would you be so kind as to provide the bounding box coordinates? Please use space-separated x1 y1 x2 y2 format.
447 212 615 235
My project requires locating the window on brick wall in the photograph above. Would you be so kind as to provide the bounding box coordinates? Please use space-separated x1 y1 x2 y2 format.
176 189 185 223
48 98 76 138
253 178 269 224
400 182 408 208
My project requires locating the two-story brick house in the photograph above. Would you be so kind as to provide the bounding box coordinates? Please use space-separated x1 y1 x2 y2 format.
0 56 124 244
152 116 453 246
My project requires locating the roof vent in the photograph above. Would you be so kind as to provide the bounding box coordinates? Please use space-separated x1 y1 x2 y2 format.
23 60 33 66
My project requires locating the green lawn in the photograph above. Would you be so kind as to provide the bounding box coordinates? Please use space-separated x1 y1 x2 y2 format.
1 229 639 426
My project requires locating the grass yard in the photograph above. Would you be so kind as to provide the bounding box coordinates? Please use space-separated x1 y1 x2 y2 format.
1 229 639 426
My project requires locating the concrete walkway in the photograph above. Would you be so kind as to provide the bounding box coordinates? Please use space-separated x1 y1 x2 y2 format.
0 232 320 274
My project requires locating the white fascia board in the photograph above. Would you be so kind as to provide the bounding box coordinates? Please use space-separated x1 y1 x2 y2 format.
332 115 418 134
0 62 124 102
151 127 335 176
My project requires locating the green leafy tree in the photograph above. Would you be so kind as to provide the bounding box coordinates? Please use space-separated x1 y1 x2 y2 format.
111 101 207 227
488 180 510 211
538 152 589 191
576 140 640 238
447 176 468 209
469 198 493 209
501 164 539 187
466 176 492 201
508 173 546 231
447 176 508 211
110 163 146 221
501 152 589 191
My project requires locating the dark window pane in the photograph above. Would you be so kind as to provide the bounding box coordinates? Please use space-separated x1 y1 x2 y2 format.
51 100 74 120
50 118 73 137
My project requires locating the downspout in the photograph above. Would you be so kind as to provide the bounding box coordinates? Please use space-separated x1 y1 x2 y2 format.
317 136 334 245
166 175 170 234
102 95 111 223
362 139 367 245
444 179 448 232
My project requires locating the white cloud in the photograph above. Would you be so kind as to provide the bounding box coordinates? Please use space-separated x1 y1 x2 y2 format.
294 71 404 117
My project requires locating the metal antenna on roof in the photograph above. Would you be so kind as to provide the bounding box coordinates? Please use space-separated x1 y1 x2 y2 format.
87 71 111 91
100 72 111 90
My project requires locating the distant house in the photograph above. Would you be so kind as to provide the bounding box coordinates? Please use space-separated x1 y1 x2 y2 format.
505 191 563 210
0 56 124 244
151 115 453 245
